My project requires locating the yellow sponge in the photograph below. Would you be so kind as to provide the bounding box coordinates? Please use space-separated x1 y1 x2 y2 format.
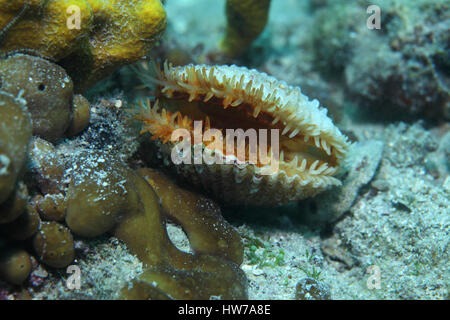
0 0 166 91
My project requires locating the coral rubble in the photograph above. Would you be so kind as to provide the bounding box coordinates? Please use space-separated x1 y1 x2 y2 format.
309 0 450 119
295 278 330 300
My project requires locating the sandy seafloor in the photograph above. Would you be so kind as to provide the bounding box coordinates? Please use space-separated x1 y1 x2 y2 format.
5 0 448 300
